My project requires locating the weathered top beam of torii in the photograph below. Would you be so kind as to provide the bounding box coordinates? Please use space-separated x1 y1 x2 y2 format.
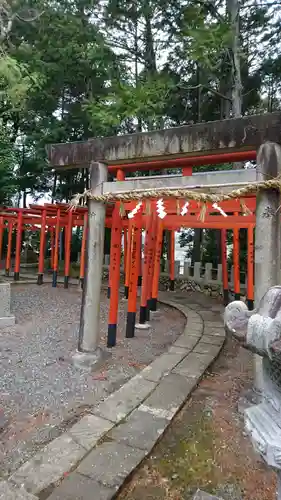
47 112 281 168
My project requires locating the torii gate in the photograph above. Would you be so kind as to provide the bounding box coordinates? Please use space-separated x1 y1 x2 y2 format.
47 112 281 371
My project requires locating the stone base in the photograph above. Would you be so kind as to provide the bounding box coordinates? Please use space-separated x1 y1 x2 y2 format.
0 315 15 328
72 349 110 372
135 323 151 330
0 282 14 328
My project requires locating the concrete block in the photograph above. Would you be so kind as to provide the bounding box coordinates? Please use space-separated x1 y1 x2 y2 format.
168 345 190 355
141 352 186 382
173 352 214 379
174 335 199 350
139 373 197 420
0 315 15 327
93 374 156 423
193 342 222 357
0 282 15 327
68 414 114 451
47 473 115 500
109 408 168 451
0 481 37 499
77 442 146 488
201 335 224 345
205 326 225 337
193 489 223 500
10 434 85 495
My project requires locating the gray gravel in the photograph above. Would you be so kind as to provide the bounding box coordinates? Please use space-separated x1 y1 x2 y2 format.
0 284 184 477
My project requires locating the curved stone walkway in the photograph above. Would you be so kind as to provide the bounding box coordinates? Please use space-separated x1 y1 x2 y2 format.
0 292 225 500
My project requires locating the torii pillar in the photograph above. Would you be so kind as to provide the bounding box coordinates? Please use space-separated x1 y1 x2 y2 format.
73 161 108 370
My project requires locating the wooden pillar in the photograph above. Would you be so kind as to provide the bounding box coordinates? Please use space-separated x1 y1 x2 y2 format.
146 212 157 317
169 230 175 291
14 211 23 281
64 209 73 288
126 216 141 338
138 213 152 326
221 229 229 306
5 220 13 276
50 228 55 270
79 212 88 289
124 222 132 299
247 224 254 310
107 203 122 347
233 215 240 300
76 162 107 363
37 208 47 285
0 216 4 268
151 219 164 311
138 229 142 286
52 208 60 287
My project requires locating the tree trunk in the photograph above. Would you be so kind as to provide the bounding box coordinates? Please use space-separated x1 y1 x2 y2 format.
227 0 243 168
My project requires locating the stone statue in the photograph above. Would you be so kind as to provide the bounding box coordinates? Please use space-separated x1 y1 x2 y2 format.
224 286 281 480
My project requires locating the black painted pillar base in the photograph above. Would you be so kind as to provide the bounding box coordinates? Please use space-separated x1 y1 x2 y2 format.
107 324 117 347
247 299 254 311
150 297 157 312
138 276 142 287
146 305 150 321
170 279 175 291
14 272 19 281
139 305 147 324
64 276 69 289
126 311 136 338
80 277 84 290
107 287 111 299
52 270 57 288
5 269 9 277
37 274 43 285
124 285 129 299
234 292 240 301
223 289 229 307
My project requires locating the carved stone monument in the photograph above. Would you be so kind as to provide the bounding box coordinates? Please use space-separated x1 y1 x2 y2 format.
225 287 281 497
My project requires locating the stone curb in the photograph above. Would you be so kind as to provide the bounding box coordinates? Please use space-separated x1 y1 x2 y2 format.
2 293 225 500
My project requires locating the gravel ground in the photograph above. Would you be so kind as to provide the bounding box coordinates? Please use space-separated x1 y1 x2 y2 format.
0 284 185 477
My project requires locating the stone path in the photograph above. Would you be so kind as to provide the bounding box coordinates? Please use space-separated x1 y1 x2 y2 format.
0 291 225 499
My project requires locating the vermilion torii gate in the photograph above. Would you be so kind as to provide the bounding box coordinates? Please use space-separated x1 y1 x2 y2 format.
48 112 281 369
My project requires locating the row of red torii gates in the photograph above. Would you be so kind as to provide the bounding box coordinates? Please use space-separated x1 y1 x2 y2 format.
0 196 255 347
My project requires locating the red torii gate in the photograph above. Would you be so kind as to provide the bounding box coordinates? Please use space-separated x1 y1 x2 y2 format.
0 194 256 347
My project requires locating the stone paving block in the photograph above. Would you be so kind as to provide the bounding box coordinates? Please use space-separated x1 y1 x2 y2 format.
168 345 190 355
204 321 224 329
193 489 223 500
77 441 146 488
186 312 203 324
93 374 156 423
200 335 224 345
109 408 168 451
68 414 114 451
10 433 85 495
0 481 37 500
199 311 221 321
205 327 225 337
193 342 222 357
139 373 197 420
174 334 199 350
186 323 204 335
142 352 186 382
172 352 214 379
47 472 115 500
